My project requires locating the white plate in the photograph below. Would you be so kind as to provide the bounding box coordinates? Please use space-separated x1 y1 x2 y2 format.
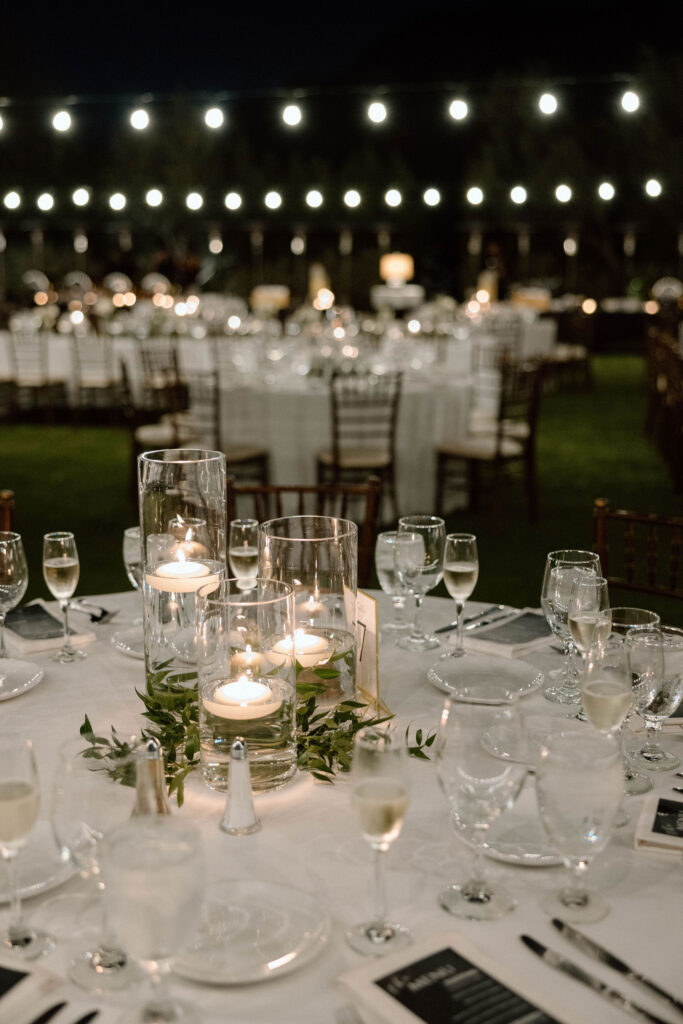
173 880 330 985
456 808 561 867
481 714 560 769
0 660 45 701
111 627 145 660
0 821 75 902
427 653 543 703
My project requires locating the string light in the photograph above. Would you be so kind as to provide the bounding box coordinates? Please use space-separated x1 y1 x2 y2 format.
130 108 150 130
621 90 640 113
555 184 572 203
367 101 387 124
466 186 484 205
645 178 662 197
204 107 224 129
185 192 203 210
108 192 126 211
224 191 242 210
384 188 402 207
265 190 282 209
145 188 163 207
423 188 441 206
305 189 323 208
598 181 615 200
538 92 558 115
343 189 361 208
37 192 54 211
510 185 527 204
282 104 302 127
52 110 72 132
3 191 20 209
448 99 468 121
72 187 90 206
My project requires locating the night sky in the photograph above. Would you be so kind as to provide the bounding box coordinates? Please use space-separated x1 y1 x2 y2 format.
1 0 677 99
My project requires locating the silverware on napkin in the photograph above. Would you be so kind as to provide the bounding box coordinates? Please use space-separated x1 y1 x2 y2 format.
28 1003 68 1024
551 918 683 1016
434 605 511 635
521 935 673 1024
68 600 118 624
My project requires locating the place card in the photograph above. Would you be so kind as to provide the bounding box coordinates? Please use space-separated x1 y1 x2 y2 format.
339 931 584 1024
464 608 552 658
635 794 683 854
4 601 96 655
356 589 380 712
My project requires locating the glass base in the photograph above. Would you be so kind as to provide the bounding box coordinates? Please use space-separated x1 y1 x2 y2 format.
624 770 653 796
630 747 680 772
380 621 411 636
396 633 440 652
438 879 516 920
51 646 87 663
69 946 142 993
111 626 145 660
544 667 581 705
540 887 609 924
615 806 630 828
127 998 200 1024
346 920 412 957
438 648 465 660
2 925 54 960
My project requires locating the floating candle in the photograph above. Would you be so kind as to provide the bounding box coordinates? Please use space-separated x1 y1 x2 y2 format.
146 559 220 594
270 629 330 668
204 674 283 720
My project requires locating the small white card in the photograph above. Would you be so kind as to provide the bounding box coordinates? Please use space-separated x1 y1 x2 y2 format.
356 589 379 712
635 794 683 854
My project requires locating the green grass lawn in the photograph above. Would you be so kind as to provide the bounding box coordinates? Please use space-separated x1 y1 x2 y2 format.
2 355 681 622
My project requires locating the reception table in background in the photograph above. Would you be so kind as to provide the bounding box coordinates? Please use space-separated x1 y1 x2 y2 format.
2 592 682 1024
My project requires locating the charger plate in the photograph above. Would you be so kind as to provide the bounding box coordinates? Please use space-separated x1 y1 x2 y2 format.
428 652 543 703
0 660 44 701
454 806 561 867
110 627 145 660
173 879 330 985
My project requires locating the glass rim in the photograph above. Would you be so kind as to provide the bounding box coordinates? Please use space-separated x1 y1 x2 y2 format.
0 531 22 543
139 448 226 465
259 515 358 542
230 518 259 528
197 577 294 606
398 515 445 528
446 532 477 542
546 548 599 563
43 531 75 540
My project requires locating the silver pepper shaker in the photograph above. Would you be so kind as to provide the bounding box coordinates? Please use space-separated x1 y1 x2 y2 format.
131 737 171 817
220 738 261 835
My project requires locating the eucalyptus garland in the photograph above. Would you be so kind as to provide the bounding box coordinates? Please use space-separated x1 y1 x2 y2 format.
81 661 434 806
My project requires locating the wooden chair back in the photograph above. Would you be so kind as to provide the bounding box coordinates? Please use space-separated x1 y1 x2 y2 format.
0 490 14 532
329 372 402 466
226 475 382 589
495 358 543 453
592 497 683 601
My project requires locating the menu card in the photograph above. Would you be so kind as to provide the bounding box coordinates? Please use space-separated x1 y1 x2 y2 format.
635 795 683 853
356 590 380 713
339 932 582 1024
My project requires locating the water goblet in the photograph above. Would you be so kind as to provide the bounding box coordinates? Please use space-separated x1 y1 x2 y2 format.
540 549 600 704
111 526 145 659
102 817 204 1024
434 700 527 919
346 725 412 956
0 531 37 690
42 531 86 663
51 735 142 991
440 533 478 659
535 729 623 923
627 625 683 773
374 531 411 635
228 518 259 590
394 515 445 652
609 607 660 636
0 735 54 958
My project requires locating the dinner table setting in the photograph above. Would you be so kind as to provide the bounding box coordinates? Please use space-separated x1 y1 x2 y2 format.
1 451 683 1024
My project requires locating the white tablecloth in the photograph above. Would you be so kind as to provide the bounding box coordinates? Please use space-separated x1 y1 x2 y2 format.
2 592 682 1024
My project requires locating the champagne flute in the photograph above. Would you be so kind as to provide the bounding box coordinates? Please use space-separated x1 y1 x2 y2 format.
112 527 145 659
103 818 204 1024
0 735 54 958
42 531 85 663
440 533 478 658
627 625 683 773
535 729 623 923
228 519 259 590
347 725 412 955
0 532 38 690
394 515 445 652
568 575 610 664
51 736 141 991
374 531 411 635
434 700 527 919
540 549 600 704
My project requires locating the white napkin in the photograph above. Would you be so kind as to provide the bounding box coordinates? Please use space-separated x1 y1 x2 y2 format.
3 600 97 656
464 609 553 659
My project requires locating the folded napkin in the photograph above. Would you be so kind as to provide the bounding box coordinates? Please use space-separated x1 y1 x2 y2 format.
635 794 683 854
464 609 553 658
4 601 96 656
0 952 108 1024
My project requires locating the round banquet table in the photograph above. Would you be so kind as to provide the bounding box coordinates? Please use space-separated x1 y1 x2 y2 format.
1 592 682 1024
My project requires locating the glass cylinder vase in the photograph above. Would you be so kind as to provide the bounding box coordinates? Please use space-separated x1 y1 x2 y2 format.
138 449 227 687
259 516 358 702
197 578 297 793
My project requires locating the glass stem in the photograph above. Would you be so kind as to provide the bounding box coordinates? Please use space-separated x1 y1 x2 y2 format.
453 600 465 654
391 596 405 628
3 851 27 941
0 612 6 657
371 846 388 925
567 859 590 904
61 600 74 653
642 722 663 758
410 595 424 641
145 960 175 1019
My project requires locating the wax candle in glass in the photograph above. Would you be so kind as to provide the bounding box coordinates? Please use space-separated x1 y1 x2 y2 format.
228 518 259 590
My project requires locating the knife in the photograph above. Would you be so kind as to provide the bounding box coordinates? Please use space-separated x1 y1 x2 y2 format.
552 918 683 1016
521 936 672 1024
28 1003 68 1024
434 604 509 634
71 1013 99 1024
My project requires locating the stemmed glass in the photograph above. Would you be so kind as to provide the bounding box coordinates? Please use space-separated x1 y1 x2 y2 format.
440 533 478 659
609 608 660 636
0 532 36 689
112 526 145 659
434 700 527 919
103 818 204 1024
568 575 610 667
535 729 623 922
374 530 411 635
540 549 600 704
627 625 683 773
394 515 445 652
42 531 86 663
0 735 54 958
346 725 412 956
228 519 259 590
51 736 141 991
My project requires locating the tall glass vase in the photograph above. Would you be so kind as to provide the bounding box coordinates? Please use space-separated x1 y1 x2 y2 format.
138 449 227 687
259 516 358 702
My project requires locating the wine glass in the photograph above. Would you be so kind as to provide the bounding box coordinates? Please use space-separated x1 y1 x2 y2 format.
112 527 145 659
346 724 412 955
394 515 445 652
228 519 259 590
535 728 623 923
540 549 600 704
51 735 141 991
440 533 478 659
434 700 527 919
374 531 411 635
102 817 204 1024
627 625 683 773
0 735 54 958
42 531 86 663
0 532 37 690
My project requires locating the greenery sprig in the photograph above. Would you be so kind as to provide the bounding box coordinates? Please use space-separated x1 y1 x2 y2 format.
80 659 435 805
